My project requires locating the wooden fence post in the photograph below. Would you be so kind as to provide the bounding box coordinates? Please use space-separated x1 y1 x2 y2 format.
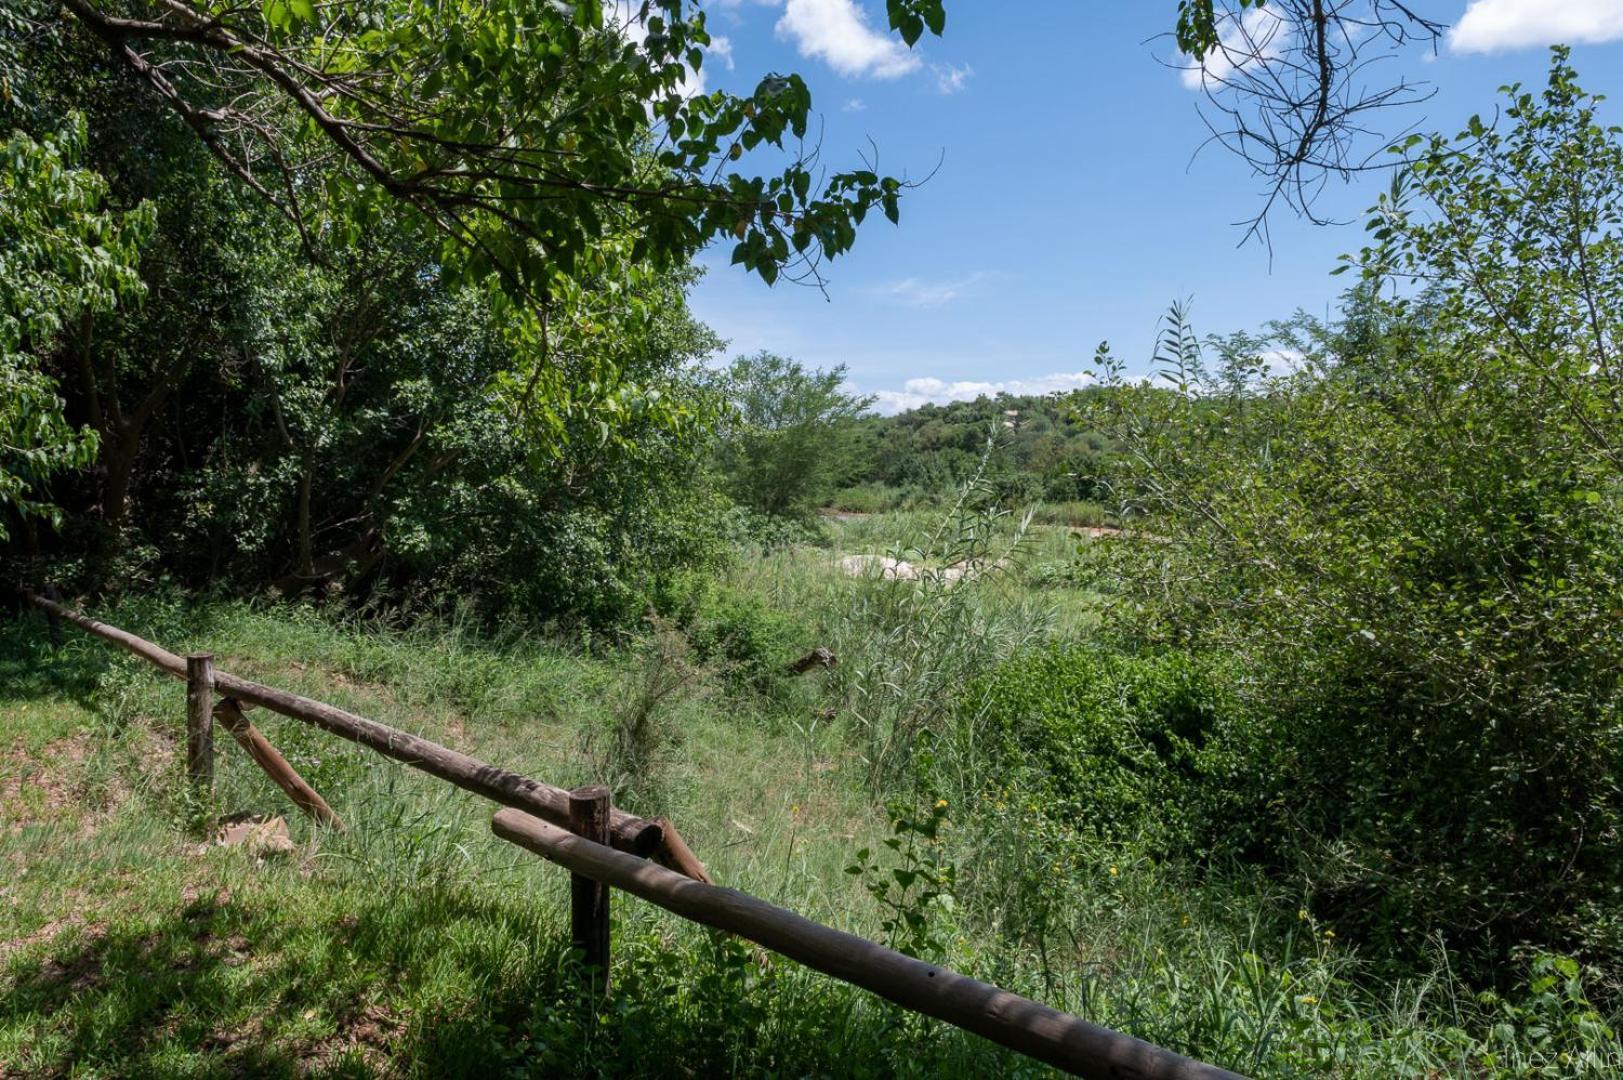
186 653 215 794
214 699 345 831
568 785 611 992
42 584 64 648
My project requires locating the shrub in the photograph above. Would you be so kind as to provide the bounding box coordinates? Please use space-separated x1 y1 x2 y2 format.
969 645 1244 852
1083 54 1623 978
654 572 803 700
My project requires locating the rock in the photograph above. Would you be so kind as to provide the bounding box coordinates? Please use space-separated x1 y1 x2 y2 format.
837 554 921 580
216 815 296 856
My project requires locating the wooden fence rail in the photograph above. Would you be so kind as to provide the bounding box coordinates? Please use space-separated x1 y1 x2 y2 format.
23 591 1245 1080
493 809 1243 1080
26 591 663 855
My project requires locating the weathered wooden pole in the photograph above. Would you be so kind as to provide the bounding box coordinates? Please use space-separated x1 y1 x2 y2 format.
493 809 1246 1080
654 817 713 884
185 653 215 794
22 591 665 857
42 583 64 648
214 699 345 830
568 785 612 992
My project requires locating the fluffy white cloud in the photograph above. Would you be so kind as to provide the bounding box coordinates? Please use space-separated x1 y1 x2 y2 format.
843 97 867 112
708 34 735 70
1450 0 1623 53
867 372 1096 414
1179 4 1288 91
775 0 921 79
933 62 972 94
871 272 989 308
1256 347 1307 375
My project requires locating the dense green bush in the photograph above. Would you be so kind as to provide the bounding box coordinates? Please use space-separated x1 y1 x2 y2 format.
1085 54 1623 979
970 645 1245 852
1 38 736 634
654 571 805 700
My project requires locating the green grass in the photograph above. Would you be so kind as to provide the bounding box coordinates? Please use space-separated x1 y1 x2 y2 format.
3 525 1620 1076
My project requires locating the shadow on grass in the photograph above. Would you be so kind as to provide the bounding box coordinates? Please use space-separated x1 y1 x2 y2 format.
1 873 1032 1078
0 611 117 715
0 597 253 719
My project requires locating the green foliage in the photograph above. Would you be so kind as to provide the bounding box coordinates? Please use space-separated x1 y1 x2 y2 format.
831 432 1050 785
970 645 1242 852
595 618 705 810
0 116 151 535
846 798 958 960
713 352 873 519
5 592 1622 1077
661 580 801 700
1084 53 1623 976
37 0 944 298
1175 0 1268 61
1 59 735 629
845 390 1119 509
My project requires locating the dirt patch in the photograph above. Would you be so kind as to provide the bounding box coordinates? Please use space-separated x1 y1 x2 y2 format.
298 1002 406 1075
0 906 93 963
2 733 93 833
17 924 110 993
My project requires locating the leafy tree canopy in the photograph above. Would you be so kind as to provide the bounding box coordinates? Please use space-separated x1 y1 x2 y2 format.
38 0 944 304
713 352 872 519
0 115 152 535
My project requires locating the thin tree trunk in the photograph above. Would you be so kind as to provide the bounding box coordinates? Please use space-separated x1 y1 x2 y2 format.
102 423 140 530
297 464 314 579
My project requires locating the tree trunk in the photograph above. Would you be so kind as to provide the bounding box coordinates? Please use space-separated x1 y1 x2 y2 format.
101 422 141 531
297 464 314 580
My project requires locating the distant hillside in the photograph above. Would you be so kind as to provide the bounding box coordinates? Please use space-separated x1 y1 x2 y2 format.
837 390 1117 509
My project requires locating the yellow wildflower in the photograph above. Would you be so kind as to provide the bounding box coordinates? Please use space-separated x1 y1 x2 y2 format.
1108 866 1119 877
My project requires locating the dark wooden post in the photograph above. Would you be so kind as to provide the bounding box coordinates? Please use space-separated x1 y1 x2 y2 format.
42 583 64 648
185 653 215 793
568 784 611 992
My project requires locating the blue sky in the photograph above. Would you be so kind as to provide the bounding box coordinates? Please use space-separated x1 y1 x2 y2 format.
679 1 1623 411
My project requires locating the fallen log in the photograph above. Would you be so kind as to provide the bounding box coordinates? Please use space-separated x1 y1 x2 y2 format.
785 647 837 675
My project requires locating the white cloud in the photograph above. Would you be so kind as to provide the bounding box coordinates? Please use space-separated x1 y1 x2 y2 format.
708 34 735 70
1450 0 1623 53
871 272 989 308
775 0 922 79
1257 347 1306 375
1179 5 1288 91
933 62 972 94
867 372 1097 414
843 97 867 112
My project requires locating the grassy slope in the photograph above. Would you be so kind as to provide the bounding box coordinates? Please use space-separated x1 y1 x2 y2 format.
1 592 1040 1077
3 518 1619 1076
